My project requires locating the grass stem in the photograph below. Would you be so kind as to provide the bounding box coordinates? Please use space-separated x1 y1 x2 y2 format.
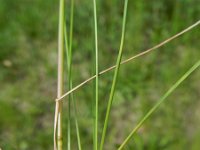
92 0 99 149
118 59 200 150
64 0 82 149
54 0 65 150
56 20 200 102
67 0 74 148
100 1 128 149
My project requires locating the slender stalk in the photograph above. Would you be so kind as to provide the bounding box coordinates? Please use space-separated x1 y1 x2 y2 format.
73 98 82 150
66 0 82 150
100 1 128 150
91 29 96 150
92 0 99 149
64 0 82 149
67 0 74 149
56 20 200 102
118 59 200 150
53 0 65 150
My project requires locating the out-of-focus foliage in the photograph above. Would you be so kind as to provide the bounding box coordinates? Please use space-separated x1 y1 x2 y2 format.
0 0 200 149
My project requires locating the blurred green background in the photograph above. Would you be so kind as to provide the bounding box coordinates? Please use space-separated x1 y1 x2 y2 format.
0 0 200 149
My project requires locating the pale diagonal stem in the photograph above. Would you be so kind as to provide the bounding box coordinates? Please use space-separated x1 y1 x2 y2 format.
55 20 200 103
92 0 99 149
54 0 65 150
100 0 129 150
118 59 200 150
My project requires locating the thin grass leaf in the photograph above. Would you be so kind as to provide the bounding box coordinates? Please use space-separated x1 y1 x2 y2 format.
64 20 83 150
118 59 200 150
67 0 74 148
92 0 99 149
64 24 69 64
64 0 82 150
100 1 129 149
56 20 200 102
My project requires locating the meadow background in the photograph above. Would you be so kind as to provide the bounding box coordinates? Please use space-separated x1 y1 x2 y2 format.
0 0 200 149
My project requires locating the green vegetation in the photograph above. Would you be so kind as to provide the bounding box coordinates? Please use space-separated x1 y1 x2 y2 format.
92 0 99 149
100 1 128 149
118 59 200 149
0 0 200 150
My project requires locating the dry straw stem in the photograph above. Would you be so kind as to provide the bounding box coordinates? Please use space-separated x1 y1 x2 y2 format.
56 20 200 103
54 0 65 150
118 59 200 149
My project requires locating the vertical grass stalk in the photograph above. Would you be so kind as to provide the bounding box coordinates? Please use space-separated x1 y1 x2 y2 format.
92 0 99 149
118 59 200 150
67 0 73 148
66 0 81 150
54 0 65 150
64 0 82 150
100 0 128 150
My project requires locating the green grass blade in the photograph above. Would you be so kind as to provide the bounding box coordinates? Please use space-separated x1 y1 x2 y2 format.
64 24 69 63
64 0 82 150
67 0 73 148
118 59 200 150
92 0 99 149
100 0 129 150
72 98 82 150
65 25 82 150
64 26 71 150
